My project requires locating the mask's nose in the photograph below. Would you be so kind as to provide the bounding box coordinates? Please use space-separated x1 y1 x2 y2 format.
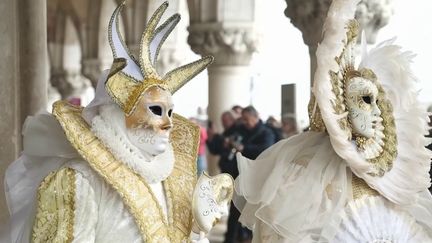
372 103 381 116
161 123 172 131
160 116 173 131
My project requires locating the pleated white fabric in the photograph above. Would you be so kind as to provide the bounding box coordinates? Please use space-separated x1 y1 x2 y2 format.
234 131 432 242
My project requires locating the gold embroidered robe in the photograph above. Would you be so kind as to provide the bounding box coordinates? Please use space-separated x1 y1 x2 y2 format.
31 101 199 243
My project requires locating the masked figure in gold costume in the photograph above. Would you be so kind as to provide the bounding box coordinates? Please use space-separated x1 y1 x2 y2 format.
4 2 234 243
234 0 432 242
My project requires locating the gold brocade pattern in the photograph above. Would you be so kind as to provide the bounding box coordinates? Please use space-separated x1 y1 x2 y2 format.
105 71 140 114
330 20 359 138
32 167 76 243
52 100 198 243
139 3 167 79
308 94 326 132
351 174 379 200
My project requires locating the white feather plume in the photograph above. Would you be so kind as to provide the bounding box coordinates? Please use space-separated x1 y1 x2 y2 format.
313 0 431 205
358 39 432 205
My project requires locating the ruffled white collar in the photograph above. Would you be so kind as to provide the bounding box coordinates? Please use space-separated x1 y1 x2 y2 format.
91 105 174 184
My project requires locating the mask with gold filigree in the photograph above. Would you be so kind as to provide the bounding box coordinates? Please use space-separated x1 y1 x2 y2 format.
106 2 213 155
310 20 397 177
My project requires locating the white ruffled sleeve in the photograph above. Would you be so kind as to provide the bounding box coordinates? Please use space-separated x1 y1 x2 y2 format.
234 132 351 241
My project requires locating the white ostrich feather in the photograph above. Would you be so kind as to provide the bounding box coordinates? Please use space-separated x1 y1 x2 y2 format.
358 39 432 205
331 196 431 242
313 0 431 205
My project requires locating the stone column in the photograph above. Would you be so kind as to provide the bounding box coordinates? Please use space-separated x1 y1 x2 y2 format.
0 0 48 231
284 0 332 86
188 25 257 133
355 0 394 44
284 0 393 86
0 1 20 231
19 0 49 119
189 29 257 175
50 68 71 98
188 0 258 175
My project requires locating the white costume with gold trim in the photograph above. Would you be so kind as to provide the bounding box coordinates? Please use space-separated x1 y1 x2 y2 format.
3 2 219 242
5 102 199 243
234 0 432 242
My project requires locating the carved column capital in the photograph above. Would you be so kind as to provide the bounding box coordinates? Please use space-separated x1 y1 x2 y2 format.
188 23 258 66
355 0 393 44
284 0 394 85
50 68 70 98
284 0 332 47
81 58 101 87
284 0 393 46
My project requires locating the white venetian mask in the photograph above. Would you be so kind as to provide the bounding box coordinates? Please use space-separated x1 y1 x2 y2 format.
345 77 381 139
125 86 174 157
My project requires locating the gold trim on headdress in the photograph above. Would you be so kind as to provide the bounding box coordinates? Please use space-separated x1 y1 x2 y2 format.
106 1 213 115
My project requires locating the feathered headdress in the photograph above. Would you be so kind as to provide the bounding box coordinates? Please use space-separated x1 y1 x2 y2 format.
311 0 431 205
106 1 213 115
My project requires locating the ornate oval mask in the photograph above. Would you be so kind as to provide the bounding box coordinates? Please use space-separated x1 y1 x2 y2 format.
346 76 381 139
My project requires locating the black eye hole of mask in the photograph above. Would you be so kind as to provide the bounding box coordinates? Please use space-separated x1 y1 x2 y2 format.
149 105 162 116
168 109 173 117
362 96 372 104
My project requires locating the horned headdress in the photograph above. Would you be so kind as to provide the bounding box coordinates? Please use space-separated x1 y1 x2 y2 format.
106 1 213 115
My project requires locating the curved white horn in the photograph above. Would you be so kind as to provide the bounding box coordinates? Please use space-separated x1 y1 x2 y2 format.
108 2 144 81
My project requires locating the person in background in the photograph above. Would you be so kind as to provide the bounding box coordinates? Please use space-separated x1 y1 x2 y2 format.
231 105 243 125
281 113 299 139
206 111 238 176
190 118 208 176
265 116 283 142
231 105 243 118
223 105 275 243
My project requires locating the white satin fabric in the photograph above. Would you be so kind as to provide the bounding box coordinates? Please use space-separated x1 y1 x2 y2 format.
234 131 432 242
68 160 145 243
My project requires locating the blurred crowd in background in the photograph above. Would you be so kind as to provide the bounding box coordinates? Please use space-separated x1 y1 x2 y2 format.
190 105 300 243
